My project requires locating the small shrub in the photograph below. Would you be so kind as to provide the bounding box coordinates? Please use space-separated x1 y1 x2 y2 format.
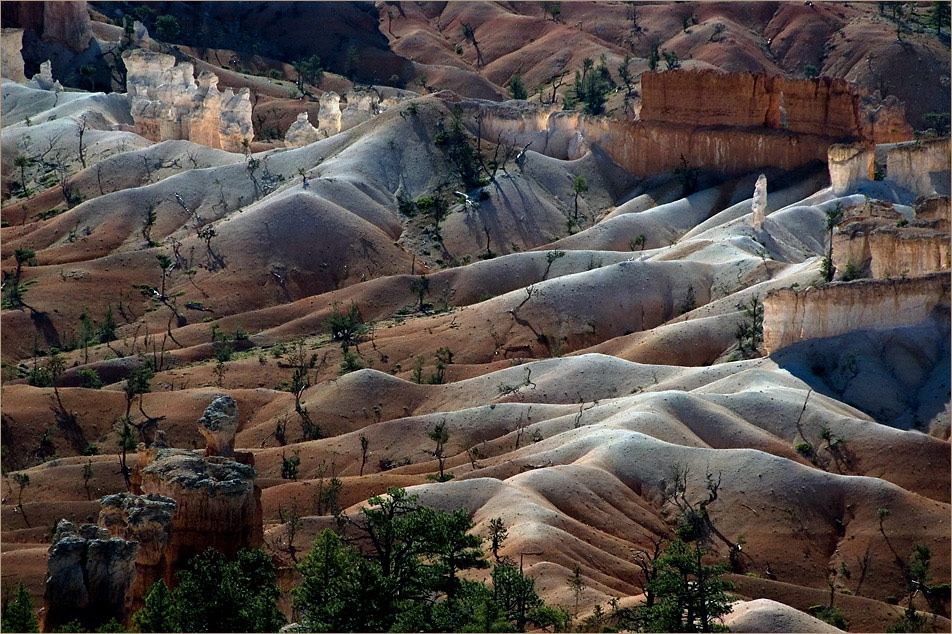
397 195 417 217
339 350 363 375
509 73 528 100
840 262 863 281
78 368 102 389
795 442 813 457
38 208 64 221
809 605 848 630
27 366 53 387
922 112 951 136
281 452 301 480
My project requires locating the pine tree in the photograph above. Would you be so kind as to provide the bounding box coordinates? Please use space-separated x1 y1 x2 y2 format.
133 581 178 633
509 73 528 100
637 539 735 633
929 1 951 34
1 582 39 633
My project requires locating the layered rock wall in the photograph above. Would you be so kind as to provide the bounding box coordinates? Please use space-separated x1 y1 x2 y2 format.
123 49 253 152
1 28 26 81
834 221 950 280
640 70 913 143
763 273 951 353
461 69 919 178
867 228 950 278
878 138 951 198
463 101 835 177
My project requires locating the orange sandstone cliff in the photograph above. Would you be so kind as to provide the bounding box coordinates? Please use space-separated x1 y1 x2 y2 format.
763 272 950 354
455 69 914 179
640 69 913 144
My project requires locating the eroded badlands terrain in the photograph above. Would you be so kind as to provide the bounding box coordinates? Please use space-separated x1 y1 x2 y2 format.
1 1 950 632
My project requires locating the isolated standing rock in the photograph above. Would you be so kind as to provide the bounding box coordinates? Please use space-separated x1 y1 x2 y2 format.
29 59 62 91
44 520 139 631
285 111 321 148
318 91 342 136
197 395 239 457
139 448 263 573
751 173 767 230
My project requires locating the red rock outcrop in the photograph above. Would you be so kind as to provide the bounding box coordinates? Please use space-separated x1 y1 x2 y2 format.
763 272 950 353
640 69 913 144
136 448 263 580
0 1 93 52
916 195 951 227
878 137 952 198
1 28 26 82
828 143 875 195
98 493 177 613
123 49 253 152
43 520 139 632
832 195 950 280
462 100 837 178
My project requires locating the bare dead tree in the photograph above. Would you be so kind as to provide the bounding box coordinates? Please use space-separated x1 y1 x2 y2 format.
632 536 666 612
75 116 89 170
663 464 749 572
853 544 872 596
37 131 64 167
51 158 78 208
95 162 106 195
197 224 226 270
492 135 519 177
548 69 568 104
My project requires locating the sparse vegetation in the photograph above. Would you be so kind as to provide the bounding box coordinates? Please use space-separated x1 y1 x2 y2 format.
619 537 736 632
509 73 528 100
821 202 845 282
427 421 453 482
281 451 301 480
409 275 431 313
280 339 322 440
435 105 483 189
566 57 612 115
11 472 31 527
570 175 589 225
734 296 764 358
